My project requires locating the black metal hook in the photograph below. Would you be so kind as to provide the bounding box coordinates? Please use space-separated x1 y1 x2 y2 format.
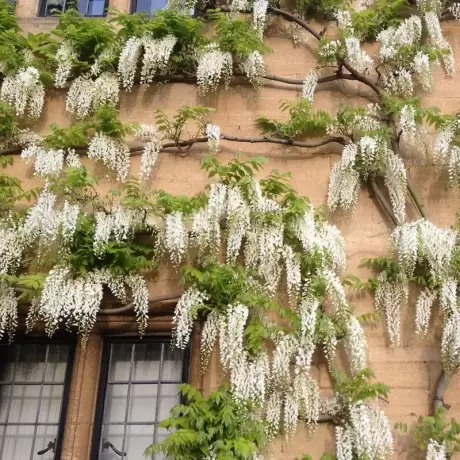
102 438 127 457
37 439 56 455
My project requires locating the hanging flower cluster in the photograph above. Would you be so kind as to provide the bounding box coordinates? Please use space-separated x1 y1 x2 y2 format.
335 404 393 460
432 118 460 187
328 136 407 223
0 67 45 118
88 133 131 181
375 220 460 377
426 440 447 460
135 124 162 180
377 12 454 97
197 44 233 94
66 73 120 119
241 51 266 86
54 41 77 88
30 267 148 344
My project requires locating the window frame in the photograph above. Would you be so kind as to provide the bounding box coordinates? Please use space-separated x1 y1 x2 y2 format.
91 336 190 460
37 0 109 18
0 337 76 460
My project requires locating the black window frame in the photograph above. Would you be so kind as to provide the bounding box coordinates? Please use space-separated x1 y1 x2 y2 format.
37 0 109 18
91 336 190 460
0 337 76 460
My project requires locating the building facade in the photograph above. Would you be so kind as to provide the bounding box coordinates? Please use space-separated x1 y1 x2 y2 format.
2 1 460 459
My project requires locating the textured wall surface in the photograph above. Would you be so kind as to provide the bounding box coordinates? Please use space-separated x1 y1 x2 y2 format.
10 2 460 459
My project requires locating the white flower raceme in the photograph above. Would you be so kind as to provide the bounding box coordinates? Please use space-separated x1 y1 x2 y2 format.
415 288 437 336
93 72 120 108
201 310 219 367
425 12 455 75
399 105 418 146
94 207 141 254
66 75 96 119
384 150 407 224
0 223 24 275
173 288 208 349
206 124 221 154
283 245 302 299
356 0 376 10
426 440 447 460
375 272 407 347
252 0 268 38
301 72 317 103
118 37 143 90
91 47 117 77
383 69 414 98
88 133 131 181
21 145 65 177
197 44 233 94
164 211 189 268
1 67 45 118
450 3 460 20
335 10 353 30
344 316 367 374
377 16 422 61
345 403 394 459
440 278 457 313
335 425 353 460
344 37 373 73
226 186 250 263
242 51 265 86
391 220 457 282
135 124 162 180
442 308 460 377
0 280 18 342
414 51 433 91
54 41 77 88
328 143 360 212
140 35 177 84
125 273 149 335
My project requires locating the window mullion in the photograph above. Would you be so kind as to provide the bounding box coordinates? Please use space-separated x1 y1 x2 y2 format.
0 345 20 459
120 343 136 459
29 344 51 460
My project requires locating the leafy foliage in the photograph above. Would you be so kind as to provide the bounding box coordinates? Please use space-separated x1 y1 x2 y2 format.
145 384 267 460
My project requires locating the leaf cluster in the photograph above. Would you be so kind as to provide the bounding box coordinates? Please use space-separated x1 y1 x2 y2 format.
146 384 267 460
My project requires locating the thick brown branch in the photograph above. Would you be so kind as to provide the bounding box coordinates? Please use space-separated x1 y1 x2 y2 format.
268 6 322 40
0 134 346 158
369 177 398 226
98 292 182 315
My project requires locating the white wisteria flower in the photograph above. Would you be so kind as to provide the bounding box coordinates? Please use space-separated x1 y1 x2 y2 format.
197 44 233 94
88 133 131 181
1 67 45 118
206 124 221 154
426 439 447 460
54 40 77 88
140 35 177 84
252 0 268 39
242 51 265 86
118 37 143 90
301 71 318 103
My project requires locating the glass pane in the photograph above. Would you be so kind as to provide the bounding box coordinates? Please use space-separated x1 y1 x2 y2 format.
2 425 34 460
45 345 69 383
39 385 64 423
134 0 152 13
0 346 17 382
162 348 183 381
87 0 105 15
44 0 65 15
0 385 12 422
100 425 124 460
158 384 180 421
108 344 133 382
15 345 47 382
128 384 157 423
104 385 128 423
9 385 40 423
124 424 154 460
133 344 161 382
32 425 59 460
153 427 169 460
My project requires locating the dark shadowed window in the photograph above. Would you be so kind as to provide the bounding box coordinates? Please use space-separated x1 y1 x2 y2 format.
0 341 74 460
92 338 189 460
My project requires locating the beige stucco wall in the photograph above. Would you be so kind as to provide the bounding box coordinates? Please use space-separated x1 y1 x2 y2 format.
9 1 460 458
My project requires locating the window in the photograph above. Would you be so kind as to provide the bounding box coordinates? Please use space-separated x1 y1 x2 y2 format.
38 0 108 17
131 0 167 14
0 341 74 460
92 338 189 460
